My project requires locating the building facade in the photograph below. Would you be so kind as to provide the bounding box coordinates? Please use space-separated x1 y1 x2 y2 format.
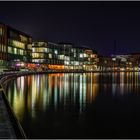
32 41 98 71
0 23 32 71
0 23 98 72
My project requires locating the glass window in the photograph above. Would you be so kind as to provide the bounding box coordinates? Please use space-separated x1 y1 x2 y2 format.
65 56 70 61
32 48 35 52
59 55 64 60
8 46 13 53
79 53 83 58
32 59 45 63
27 44 32 50
32 53 45 58
32 47 48 53
49 53 52 58
54 50 58 54
9 40 25 49
14 48 17 54
20 50 24 55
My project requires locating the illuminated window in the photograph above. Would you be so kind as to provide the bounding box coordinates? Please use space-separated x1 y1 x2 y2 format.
32 53 39 58
49 53 52 58
27 44 32 50
59 55 64 60
84 53 87 57
65 56 70 61
64 61 69 65
32 59 45 63
112 58 116 61
74 61 79 65
37 42 47 47
8 46 13 53
79 54 83 58
32 48 35 52
9 40 25 49
71 49 74 52
54 50 58 54
32 53 45 58
14 48 17 54
71 61 74 65
20 50 24 55
32 47 48 53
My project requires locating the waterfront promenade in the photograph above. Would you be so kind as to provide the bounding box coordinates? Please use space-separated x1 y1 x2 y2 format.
0 91 16 138
0 71 33 138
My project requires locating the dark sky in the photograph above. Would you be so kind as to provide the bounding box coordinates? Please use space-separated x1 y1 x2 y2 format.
0 1 140 56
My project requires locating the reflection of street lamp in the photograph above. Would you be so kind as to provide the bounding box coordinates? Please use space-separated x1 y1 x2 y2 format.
112 58 116 71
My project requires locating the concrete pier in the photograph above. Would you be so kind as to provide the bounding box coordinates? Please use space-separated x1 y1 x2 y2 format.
0 91 16 138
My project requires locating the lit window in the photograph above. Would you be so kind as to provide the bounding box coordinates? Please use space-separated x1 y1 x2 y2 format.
49 54 52 58
8 46 12 53
54 50 58 54
71 49 74 52
20 50 24 55
14 48 17 54
32 47 48 53
84 53 87 57
32 59 45 63
10 40 25 49
79 54 83 58
64 61 69 65
27 44 32 50
65 56 70 61
32 48 35 52
59 55 64 60
74 61 79 65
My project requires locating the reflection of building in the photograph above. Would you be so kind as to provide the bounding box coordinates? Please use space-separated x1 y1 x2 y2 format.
98 56 113 71
0 23 32 71
32 41 98 71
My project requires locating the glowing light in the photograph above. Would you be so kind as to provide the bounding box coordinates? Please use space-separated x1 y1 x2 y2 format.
79 54 83 58
10 40 25 49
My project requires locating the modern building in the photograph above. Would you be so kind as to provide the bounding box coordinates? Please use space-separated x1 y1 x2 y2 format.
32 41 65 71
0 23 32 71
32 41 98 71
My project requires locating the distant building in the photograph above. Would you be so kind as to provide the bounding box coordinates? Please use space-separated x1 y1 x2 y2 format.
98 53 140 71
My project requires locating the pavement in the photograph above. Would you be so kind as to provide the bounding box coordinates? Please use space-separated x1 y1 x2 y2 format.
0 92 16 138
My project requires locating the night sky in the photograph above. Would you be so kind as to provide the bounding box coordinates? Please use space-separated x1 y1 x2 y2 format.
0 1 140 56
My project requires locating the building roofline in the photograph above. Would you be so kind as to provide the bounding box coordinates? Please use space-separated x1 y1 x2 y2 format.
0 22 32 38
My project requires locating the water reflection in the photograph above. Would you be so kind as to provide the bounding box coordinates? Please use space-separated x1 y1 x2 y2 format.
5 72 140 138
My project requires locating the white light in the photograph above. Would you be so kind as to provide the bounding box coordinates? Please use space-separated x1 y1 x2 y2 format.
54 50 58 54
84 53 87 57
79 54 83 58
112 58 116 61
